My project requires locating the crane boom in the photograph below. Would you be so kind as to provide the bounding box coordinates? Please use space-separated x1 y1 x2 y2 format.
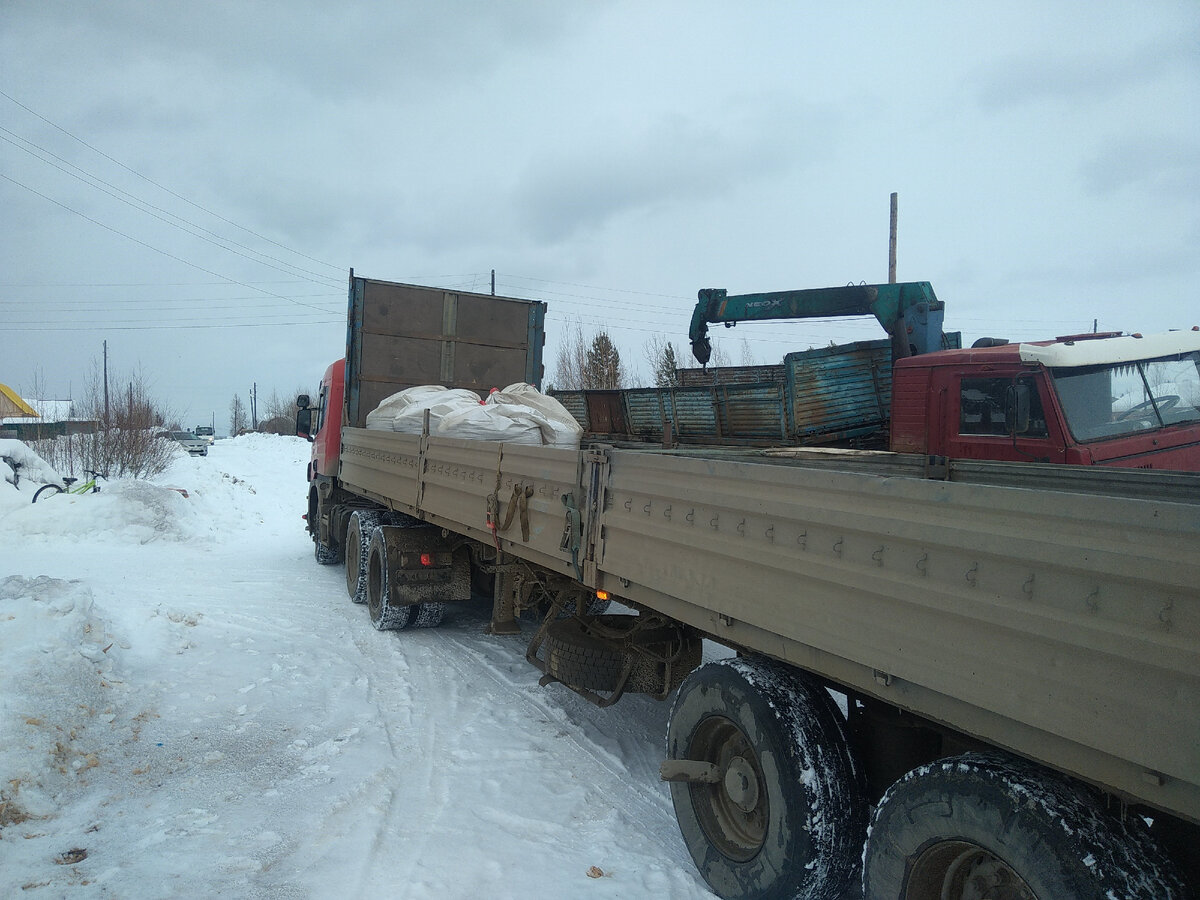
688 281 945 365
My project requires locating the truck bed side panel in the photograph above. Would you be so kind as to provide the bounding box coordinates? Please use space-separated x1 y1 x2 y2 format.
337 427 1200 821
340 428 584 578
596 449 1200 820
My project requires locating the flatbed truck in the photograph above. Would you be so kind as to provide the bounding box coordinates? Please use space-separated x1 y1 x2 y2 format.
300 274 1200 899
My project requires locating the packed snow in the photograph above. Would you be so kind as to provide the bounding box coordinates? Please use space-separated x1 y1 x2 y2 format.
0 435 742 898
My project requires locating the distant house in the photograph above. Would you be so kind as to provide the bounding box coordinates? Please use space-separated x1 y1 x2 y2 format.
1 383 38 420
0 389 98 440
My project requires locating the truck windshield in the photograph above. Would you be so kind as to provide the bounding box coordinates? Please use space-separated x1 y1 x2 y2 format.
1051 351 1200 442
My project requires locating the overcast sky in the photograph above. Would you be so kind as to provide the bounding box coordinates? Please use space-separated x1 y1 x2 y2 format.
2 1 1197 432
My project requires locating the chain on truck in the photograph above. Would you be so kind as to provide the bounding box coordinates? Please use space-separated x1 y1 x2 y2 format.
298 272 1200 900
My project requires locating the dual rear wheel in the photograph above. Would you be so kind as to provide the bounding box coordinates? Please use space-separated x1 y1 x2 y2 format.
359 519 444 632
668 658 1187 900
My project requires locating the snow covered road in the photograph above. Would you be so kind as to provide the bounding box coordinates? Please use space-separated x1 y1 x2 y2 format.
1 436 725 898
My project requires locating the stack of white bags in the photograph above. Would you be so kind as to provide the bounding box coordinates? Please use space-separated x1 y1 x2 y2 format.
364 383 583 449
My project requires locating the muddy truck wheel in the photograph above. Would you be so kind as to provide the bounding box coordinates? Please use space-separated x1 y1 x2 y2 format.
863 752 1188 900
664 656 866 900
344 509 383 603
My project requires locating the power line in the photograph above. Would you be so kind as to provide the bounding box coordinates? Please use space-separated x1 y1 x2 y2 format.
0 88 345 277
0 172 335 315
7 317 343 333
0 129 343 288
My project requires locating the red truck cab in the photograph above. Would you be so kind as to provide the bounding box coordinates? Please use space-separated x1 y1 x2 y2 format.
305 358 345 481
891 329 1200 470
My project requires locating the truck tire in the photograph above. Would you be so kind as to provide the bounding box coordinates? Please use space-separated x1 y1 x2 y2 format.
543 616 628 692
363 524 448 632
310 491 342 565
666 657 866 900
863 752 1187 900
409 602 445 629
344 509 383 604
365 525 412 631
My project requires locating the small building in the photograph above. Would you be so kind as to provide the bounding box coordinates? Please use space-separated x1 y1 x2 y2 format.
0 383 38 420
0 388 97 440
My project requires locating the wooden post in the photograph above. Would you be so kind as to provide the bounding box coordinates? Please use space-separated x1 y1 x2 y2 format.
888 192 898 284
103 339 110 427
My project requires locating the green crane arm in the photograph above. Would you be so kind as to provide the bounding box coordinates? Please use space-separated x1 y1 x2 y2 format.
688 281 945 365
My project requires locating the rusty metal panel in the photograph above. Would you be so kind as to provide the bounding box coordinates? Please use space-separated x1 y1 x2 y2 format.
597 448 1200 819
622 389 675 439
715 383 788 441
549 391 589 431
677 365 786 387
785 339 892 442
671 388 720 439
584 391 628 435
563 384 789 446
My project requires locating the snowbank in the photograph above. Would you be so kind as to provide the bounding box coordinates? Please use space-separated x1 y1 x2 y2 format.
0 438 64 490
0 433 722 899
0 576 127 827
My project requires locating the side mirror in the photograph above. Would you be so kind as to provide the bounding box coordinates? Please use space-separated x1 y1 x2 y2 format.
296 407 314 442
1005 383 1032 435
296 394 311 410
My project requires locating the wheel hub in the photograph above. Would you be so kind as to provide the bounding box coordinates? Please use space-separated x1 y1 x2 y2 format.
906 841 1037 900
723 756 760 813
685 716 768 862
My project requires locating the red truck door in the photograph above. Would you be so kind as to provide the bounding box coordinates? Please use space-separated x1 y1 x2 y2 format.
943 371 1068 464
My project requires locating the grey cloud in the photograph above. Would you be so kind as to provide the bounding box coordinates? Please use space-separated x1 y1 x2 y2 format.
7 1 591 102
1080 136 1200 199
973 33 1196 110
513 98 840 242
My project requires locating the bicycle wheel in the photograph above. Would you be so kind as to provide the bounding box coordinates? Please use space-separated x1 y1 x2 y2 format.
32 484 65 503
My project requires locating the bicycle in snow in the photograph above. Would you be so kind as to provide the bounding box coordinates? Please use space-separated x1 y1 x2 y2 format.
32 469 106 503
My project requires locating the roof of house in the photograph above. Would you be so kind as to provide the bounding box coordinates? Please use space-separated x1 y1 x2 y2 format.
0 383 39 419
0 395 77 426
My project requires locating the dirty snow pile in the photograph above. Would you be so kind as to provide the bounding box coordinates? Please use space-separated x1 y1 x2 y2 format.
0 434 724 899
1 438 65 489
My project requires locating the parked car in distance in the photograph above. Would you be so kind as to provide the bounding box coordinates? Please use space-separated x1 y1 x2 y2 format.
168 431 208 456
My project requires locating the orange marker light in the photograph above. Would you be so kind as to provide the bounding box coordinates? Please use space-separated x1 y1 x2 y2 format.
596 590 610 601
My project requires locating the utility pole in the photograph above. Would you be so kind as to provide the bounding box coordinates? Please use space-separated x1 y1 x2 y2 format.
491 269 496 296
251 382 258 429
888 192 898 284
103 339 111 427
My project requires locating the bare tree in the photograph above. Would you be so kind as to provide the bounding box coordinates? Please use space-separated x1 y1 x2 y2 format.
257 385 315 434
551 318 589 391
739 337 757 367
644 333 681 388
29 362 176 478
551 320 628 390
230 394 249 435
